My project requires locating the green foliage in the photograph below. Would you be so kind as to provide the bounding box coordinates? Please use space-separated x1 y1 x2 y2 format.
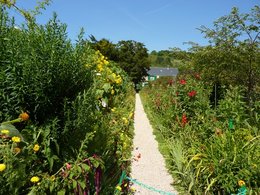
0 118 61 194
89 37 118 61
90 38 150 87
0 8 93 123
149 48 192 68
116 40 150 86
140 74 260 194
0 5 135 194
194 6 260 106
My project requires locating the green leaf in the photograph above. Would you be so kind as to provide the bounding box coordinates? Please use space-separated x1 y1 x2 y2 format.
50 182 55 192
57 189 66 195
78 180 86 189
102 83 111 92
81 164 90 172
73 180 77 189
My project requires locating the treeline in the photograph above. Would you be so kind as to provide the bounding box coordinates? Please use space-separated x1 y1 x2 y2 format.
148 47 192 68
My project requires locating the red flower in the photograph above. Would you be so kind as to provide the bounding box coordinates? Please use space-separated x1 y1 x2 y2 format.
179 79 186 85
188 90 197 97
181 114 188 126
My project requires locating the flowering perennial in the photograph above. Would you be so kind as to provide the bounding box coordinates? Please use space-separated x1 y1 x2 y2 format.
238 180 245 187
179 79 186 85
33 144 40 152
30 176 40 183
0 164 6 172
181 114 188 126
1 129 9 134
11 136 21 143
188 90 197 97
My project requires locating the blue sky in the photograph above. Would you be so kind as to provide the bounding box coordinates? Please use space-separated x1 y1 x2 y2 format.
9 0 259 52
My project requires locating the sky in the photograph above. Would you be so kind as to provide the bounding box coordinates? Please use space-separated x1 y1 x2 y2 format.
8 0 259 52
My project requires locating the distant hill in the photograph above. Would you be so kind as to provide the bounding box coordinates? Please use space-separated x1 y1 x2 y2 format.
148 48 192 68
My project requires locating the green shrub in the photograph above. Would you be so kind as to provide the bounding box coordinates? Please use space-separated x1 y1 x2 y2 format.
0 8 93 124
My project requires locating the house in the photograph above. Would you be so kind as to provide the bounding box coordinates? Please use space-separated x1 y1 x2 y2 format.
146 67 179 81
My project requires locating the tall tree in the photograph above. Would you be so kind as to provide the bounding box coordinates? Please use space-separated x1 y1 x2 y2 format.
116 40 150 86
88 36 118 61
194 6 260 105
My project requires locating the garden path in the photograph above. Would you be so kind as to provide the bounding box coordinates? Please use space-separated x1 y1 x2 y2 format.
130 93 178 195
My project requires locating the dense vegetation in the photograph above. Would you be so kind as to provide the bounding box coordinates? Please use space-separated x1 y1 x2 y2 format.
141 76 259 194
140 5 260 195
0 3 136 194
0 1 259 194
90 38 150 87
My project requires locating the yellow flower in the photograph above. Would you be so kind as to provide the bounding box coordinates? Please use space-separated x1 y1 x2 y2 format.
33 144 40 152
13 147 21 154
115 76 122 85
111 107 116 112
129 112 133 119
50 175 55 181
123 142 127 149
1 129 9 134
130 187 136 192
122 117 128 124
238 180 245 186
12 136 21 143
30 176 40 183
112 73 117 79
0 164 6 172
115 185 122 191
97 64 103 72
111 89 115 95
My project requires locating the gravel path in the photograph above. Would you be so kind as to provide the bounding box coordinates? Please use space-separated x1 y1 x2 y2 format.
130 94 178 195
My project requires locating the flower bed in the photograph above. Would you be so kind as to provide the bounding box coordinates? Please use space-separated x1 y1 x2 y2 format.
140 75 260 194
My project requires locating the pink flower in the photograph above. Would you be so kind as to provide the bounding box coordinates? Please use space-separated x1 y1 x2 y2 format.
66 163 72 170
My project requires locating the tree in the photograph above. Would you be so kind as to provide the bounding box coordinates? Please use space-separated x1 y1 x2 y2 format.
116 40 150 86
195 6 260 106
88 36 118 61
